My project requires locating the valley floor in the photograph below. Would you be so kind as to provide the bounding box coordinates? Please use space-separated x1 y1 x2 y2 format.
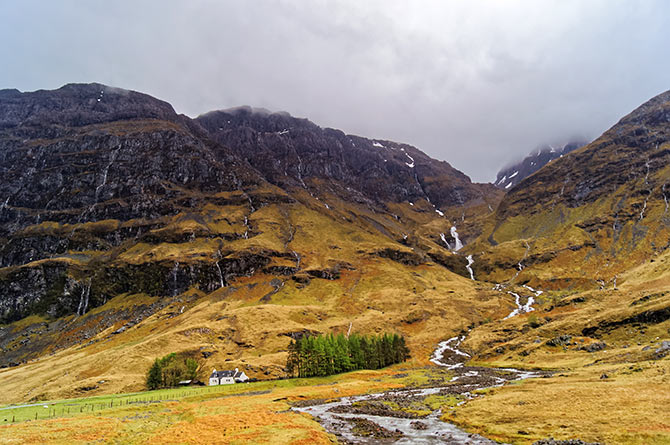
3 244 670 444
1 339 669 444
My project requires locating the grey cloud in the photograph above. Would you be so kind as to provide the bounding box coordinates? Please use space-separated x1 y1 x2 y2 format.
1 0 669 182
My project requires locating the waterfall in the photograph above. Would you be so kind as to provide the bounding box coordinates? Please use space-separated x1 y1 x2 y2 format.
522 284 543 296
292 250 301 268
171 262 179 297
504 291 535 319
76 279 92 316
450 226 463 251
504 292 522 319
522 296 535 313
639 158 651 221
214 260 224 289
95 146 121 201
296 153 307 188
245 194 256 213
76 288 85 316
510 241 530 282
439 233 452 250
87 145 121 217
465 255 475 280
81 279 91 315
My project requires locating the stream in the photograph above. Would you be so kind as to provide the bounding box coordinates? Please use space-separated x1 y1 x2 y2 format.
294 336 546 444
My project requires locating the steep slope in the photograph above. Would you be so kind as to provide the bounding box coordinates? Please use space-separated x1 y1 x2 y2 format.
196 106 501 213
494 139 587 190
0 83 505 400
0 83 275 324
470 90 670 288
196 107 503 257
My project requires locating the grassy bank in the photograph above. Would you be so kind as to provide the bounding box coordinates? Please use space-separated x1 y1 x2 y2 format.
0 365 422 444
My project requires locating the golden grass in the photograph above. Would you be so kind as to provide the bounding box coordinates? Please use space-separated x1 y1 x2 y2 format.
445 247 670 444
3 190 670 443
0 366 414 444
448 361 670 444
0 194 500 405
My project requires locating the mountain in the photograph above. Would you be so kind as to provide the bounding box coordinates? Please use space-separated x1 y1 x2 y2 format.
438 90 670 444
196 107 497 210
0 83 503 398
1 83 669 445
494 139 587 190
471 89 670 288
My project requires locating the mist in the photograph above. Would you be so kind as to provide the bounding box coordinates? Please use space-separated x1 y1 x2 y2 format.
1 0 669 182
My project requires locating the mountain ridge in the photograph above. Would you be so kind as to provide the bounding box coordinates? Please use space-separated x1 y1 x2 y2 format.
470 88 670 289
494 139 587 191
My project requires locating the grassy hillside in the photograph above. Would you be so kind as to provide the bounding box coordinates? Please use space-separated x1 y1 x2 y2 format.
447 247 670 444
0 191 506 404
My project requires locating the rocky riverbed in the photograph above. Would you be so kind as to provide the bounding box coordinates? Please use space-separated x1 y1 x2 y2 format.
294 335 550 444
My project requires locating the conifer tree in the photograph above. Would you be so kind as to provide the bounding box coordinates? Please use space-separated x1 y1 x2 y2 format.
146 359 162 390
286 339 298 377
286 331 409 378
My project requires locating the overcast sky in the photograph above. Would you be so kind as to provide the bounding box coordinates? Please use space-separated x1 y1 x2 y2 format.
1 1 669 182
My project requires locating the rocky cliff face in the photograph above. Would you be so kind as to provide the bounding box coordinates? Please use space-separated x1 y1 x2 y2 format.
497 92 670 219
0 83 178 127
494 140 586 191
0 83 499 333
196 107 498 211
0 85 279 324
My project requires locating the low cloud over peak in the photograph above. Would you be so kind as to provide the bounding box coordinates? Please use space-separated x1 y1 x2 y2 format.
2 0 669 182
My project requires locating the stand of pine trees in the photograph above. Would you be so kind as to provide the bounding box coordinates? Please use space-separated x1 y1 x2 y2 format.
286 332 410 378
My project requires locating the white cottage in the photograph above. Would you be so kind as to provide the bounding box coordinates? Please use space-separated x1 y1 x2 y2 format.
208 368 249 385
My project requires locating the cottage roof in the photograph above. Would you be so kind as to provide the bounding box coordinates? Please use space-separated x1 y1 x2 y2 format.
210 369 245 379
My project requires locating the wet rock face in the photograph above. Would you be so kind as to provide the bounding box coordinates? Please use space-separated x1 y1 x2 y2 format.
374 248 424 266
0 299 169 367
581 306 670 338
426 251 469 278
0 251 278 323
0 126 257 236
196 107 498 209
0 84 271 322
0 262 69 322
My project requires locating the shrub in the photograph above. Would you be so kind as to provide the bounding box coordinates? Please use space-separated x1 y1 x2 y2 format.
528 314 542 328
146 352 200 389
